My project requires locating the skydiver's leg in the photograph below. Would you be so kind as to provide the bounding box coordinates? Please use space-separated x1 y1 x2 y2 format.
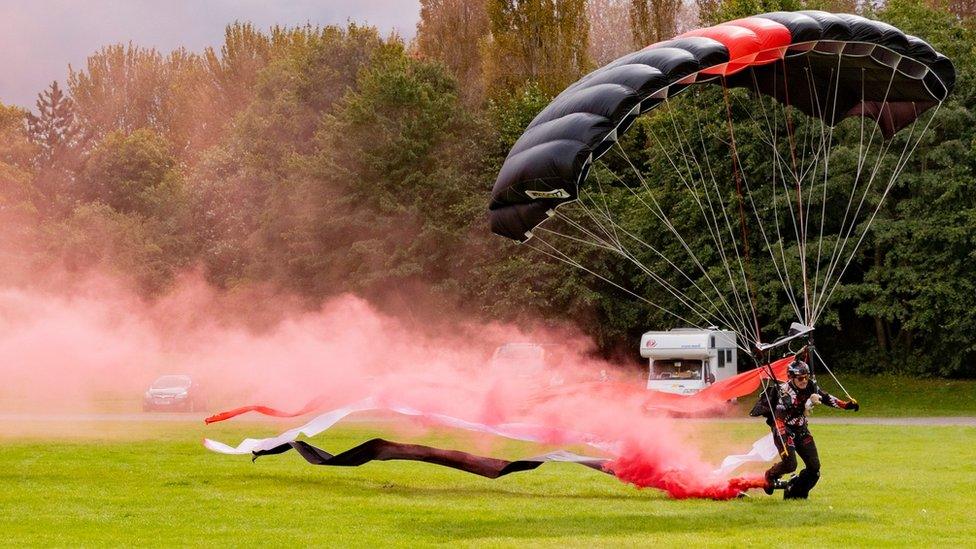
784 433 820 499
764 426 797 483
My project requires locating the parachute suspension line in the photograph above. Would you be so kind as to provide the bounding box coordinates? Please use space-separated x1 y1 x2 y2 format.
814 100 940 325
536 224 618 254
545 202 742 333
737 69 817 324
814 65 898 313
569 187 746 337
720 78 763 344
645 111 757 341
656 89 761 345
556 189 724 329
739 56 849 330
810 347 854 401
778 59 812 327
559 183 629 251
625 105 758 342
599 162 750 339
747 69 806 324
671 103 760 346
811 53 845 318
813 65 907 319
524 235 732 342
683 91 769 343
600 174 737 334
799 61 837 326
801 74 819 323
607 143 754 341
591 171 624 246
813 68 869 315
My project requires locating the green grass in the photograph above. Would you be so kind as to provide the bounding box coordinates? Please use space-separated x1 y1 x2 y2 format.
2 419 974 547
726 374 976 417
811 374 976 416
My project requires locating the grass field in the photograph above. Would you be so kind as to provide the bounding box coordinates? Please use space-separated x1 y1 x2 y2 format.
2 417 974 547
799 374 976 417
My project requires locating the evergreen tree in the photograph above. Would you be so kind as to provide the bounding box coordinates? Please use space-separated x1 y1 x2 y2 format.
24 81 83 215
25 81 81 171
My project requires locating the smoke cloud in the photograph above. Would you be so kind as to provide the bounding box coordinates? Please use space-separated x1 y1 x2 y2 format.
0 266 762 499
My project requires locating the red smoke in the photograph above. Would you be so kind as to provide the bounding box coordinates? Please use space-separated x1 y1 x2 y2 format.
608 448 768 499
0 269 768 499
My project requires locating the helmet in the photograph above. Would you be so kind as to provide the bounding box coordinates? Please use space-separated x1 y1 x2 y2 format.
788 360 810 378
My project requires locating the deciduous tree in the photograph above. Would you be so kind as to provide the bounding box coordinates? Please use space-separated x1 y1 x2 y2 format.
416 0 491 105
484 0 591 97
630 0 682 47
587 0 634 65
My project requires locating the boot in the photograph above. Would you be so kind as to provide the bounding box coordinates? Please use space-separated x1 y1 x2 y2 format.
763 477 788 495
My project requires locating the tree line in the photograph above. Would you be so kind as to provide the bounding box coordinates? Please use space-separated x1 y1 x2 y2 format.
0 0 973 376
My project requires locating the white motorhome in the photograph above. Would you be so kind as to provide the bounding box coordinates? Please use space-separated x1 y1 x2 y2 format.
640 328 738 395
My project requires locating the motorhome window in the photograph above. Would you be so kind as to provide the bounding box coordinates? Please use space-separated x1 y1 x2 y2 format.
650 359 703 380
718 350 725 368
726 349 733 363
710 336 715 348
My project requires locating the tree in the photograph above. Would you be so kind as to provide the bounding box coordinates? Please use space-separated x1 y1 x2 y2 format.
707 0 800 23
587 0 634 66
23 81 83 215
26 81 82 170
416 0 491 105
946 0 976 18
203 23 272 119
0 103 37 208
271 43 489 298
77 129 181 218
630 0 682 47
184 23 386 287
68 44 169 136
49 202 188 293
484 0 591 97
67 44 215 159
831 0 976 376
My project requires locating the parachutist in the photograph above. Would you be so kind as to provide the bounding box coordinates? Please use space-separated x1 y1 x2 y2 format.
751 359 859 499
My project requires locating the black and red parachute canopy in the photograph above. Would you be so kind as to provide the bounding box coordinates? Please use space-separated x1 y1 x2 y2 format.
489 11 955 242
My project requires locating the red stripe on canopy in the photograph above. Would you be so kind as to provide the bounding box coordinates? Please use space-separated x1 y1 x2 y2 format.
641 17 793 77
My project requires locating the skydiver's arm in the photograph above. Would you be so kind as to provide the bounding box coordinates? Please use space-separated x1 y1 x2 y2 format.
817 388 857 410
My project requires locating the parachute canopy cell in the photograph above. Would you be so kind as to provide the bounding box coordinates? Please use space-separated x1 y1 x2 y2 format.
489 11 955 242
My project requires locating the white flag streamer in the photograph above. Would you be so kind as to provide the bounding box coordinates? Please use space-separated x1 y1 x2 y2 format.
712 433 778 476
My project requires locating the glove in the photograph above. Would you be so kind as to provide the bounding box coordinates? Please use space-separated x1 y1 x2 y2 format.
804 394 821 413
848 399 860 412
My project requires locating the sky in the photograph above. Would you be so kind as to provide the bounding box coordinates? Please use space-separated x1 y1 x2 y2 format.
0 0 422 108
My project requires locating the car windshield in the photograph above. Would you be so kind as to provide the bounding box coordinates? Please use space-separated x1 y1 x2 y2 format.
494 345 544 361
151 375 191 389
651 359 703 380
490 344 546 374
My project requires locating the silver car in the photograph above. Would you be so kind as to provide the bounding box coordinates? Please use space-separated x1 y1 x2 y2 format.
142 375 206 412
